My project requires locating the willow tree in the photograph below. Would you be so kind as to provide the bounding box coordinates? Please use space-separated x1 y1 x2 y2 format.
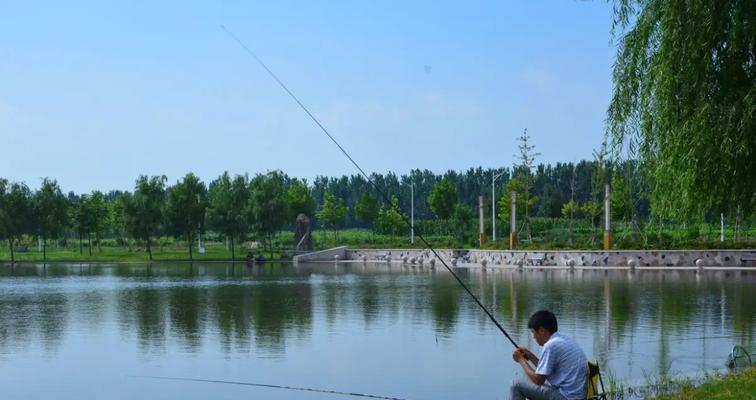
608 1 755 220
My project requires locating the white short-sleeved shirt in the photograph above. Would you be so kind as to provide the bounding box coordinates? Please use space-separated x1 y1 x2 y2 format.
535 332 588 400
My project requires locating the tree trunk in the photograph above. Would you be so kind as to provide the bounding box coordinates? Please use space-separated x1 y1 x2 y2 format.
88 232 92 256
147 238 153 261
43 238 47 261
230 236 235 261
8 239 14 263
79 231 83 254
188 232 193 261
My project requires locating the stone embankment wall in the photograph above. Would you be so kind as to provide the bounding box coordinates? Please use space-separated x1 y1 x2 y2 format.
345 248 756 267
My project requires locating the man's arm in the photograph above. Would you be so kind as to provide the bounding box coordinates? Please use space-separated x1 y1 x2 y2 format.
512 349 546 385
518 358 547 385
517 347 539 364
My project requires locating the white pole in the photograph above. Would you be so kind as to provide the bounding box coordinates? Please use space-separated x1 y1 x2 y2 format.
604 184 611 232
511 191 517 235
492 172 496 242
604 183 611 250
479 195 485 247
720 213 724 242
411 182 414 244
510 191 517 250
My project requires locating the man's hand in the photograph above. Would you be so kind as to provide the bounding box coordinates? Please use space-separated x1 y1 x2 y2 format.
517 347 538 363
513 347 546 386
512 348 525 363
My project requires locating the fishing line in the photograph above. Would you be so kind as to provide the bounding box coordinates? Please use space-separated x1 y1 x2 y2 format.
133 375 409 400
220 25 521 349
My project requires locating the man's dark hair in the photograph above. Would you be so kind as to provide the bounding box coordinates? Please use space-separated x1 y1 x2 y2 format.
527 310 558 333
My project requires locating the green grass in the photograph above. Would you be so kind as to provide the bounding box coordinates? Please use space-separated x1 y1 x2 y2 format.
651 367 756 400
0 241 279 263
2 217 754 263
306 229 461 249
295 222 756 251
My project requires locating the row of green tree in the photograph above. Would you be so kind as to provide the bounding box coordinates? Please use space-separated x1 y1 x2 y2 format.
0 172 302 262
1 129 752 262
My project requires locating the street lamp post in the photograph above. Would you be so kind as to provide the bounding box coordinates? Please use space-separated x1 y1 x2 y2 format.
492 170 506 241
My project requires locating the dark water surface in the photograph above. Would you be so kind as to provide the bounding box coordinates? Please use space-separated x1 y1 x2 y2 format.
0 262 754 399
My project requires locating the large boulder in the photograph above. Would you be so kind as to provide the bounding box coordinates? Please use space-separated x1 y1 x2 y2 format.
294 213 313 251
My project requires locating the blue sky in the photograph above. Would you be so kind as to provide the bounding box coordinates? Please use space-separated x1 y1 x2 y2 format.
0 1 616 193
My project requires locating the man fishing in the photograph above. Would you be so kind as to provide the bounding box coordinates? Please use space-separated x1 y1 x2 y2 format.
510 310 588 400
221 25 591 400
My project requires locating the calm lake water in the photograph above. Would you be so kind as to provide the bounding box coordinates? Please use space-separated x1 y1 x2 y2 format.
0 262 754 400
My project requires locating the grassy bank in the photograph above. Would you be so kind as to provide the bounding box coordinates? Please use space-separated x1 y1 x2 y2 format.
0 242 281 263
650 367 756 400
2 224 754 263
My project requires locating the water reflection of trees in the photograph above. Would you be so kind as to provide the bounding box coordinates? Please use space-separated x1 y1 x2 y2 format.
430 275 459 335
490 269 756 365
0 292 67 353
118 286 167 353
0 264 753 359
358 277 380 325
169 286 206 351
246 281 312 353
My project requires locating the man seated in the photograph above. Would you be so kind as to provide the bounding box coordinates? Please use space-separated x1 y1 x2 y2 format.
510 310 587 400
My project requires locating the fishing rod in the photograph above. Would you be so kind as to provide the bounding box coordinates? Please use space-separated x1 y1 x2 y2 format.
220 25 521 349
133 375 409 400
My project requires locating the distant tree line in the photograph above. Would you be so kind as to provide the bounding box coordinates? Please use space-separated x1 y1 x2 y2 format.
0 154 752 262
0 172 301 262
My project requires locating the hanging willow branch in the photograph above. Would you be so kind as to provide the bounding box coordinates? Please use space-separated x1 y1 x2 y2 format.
607 0 755 220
